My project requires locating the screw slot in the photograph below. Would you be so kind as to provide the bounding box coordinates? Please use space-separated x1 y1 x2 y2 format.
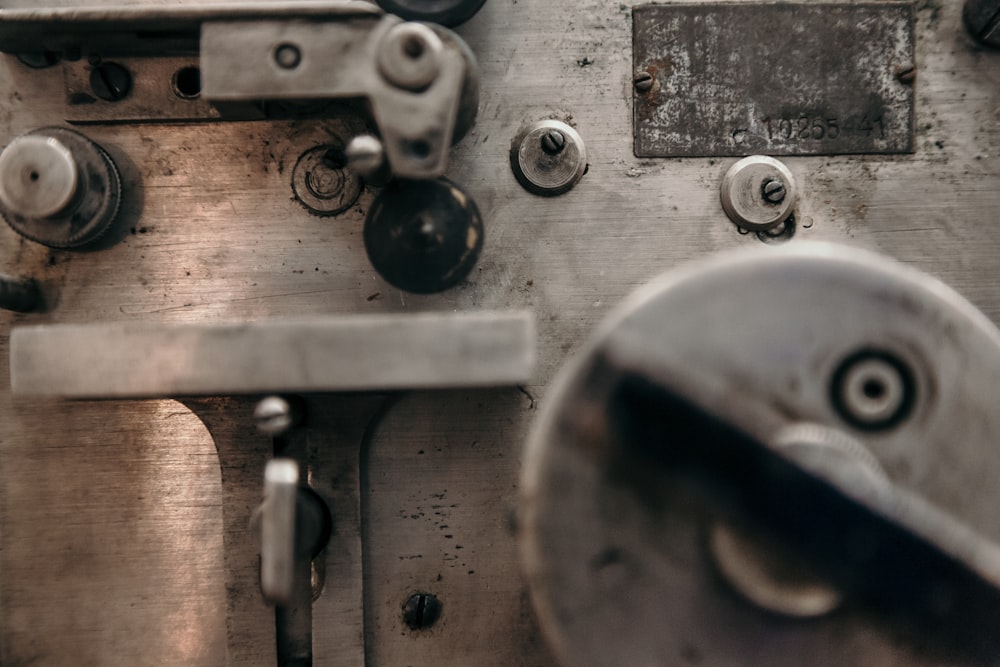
402 592 442 630
89 62 132 102
171 66 201 99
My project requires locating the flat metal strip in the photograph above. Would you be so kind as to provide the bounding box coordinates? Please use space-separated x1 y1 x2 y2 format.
633 2 916 157
10 311 536 398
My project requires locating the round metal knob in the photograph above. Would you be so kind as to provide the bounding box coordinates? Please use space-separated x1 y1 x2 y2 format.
375 0 488 27
364 178 483 294
0 127 121 248
0 135 79 219
510 120 587 197
720 155 796 231
521 243 1000 666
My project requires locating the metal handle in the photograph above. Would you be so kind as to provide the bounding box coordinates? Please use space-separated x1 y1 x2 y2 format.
260 459 299 606
609 365 1000 647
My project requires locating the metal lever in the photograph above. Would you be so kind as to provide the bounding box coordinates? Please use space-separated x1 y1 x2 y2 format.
0 3 480 179
260 459 300 606
608 364 1000 649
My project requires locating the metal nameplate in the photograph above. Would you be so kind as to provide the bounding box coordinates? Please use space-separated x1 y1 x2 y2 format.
633 2 915 157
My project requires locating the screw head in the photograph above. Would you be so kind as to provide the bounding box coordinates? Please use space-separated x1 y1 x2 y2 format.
895 65 916 85
540 130 567 155
633 71 654 93
761 178 787 204
89 62 132 102
403 592 442 630
254 395 302 436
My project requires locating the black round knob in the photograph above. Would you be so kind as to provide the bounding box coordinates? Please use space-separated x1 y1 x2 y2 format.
364 178 483 294
376 0 488 27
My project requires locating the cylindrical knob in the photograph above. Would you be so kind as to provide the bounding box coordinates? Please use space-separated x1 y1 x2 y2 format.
0 135 79 219
375 0 488 27
364 178 483 294
0 127 121 248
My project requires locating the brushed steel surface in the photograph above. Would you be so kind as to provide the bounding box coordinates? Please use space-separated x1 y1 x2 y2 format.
10 311 535 397
0 0 999 664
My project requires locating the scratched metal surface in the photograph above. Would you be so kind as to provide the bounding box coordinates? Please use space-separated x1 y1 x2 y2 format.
0 0 998 665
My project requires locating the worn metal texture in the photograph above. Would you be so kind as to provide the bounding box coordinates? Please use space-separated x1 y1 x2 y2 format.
634 3 916 156
521 243 1000 665
10 311 535 397
0 0 998 665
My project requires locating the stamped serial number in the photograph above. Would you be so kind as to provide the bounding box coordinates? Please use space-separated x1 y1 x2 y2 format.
760 113 886 141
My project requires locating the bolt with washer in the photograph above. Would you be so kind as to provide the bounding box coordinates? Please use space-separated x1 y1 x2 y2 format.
0 127 122 248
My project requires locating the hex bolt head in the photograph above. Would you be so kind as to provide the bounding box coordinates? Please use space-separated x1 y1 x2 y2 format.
761 178 787 204
403 592 442 630
540 130 566 155
633 71 654 92
89 62 132 102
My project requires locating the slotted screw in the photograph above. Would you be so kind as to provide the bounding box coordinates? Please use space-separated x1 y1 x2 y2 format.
540 130 566 155
89 62 132 102
403 592 442 630
762 178 787 204
633 71 654 92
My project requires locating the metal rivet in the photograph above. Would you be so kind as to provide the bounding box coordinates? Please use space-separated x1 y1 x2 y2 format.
403 593 442 630
89 62 132 102
274 43 302 69
633 71 654 92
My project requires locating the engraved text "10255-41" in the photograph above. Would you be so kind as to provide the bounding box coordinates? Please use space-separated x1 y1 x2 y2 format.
759 113 887 142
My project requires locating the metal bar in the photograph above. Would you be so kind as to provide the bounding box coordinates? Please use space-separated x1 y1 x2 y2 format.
0 2 380 55
10 311 536 398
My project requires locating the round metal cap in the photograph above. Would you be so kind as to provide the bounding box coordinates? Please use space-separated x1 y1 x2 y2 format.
720 155 796 231
377 22 444 92
0 135 79 219
375 0 488 27
510 120 587 197
0 127 121 249
364 178 483 294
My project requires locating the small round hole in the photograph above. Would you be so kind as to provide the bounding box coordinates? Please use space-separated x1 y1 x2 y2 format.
29 171 39 182
863 379 886 400
405 139 432 160
172 66 201 99
403 36 425 59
